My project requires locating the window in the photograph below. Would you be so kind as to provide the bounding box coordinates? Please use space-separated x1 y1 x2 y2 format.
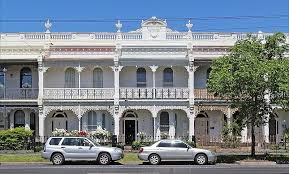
65 68 76 88
14 110 25 127
160 112 169 132
88 111 102 131
61 138 82 146
171 141 188 148
0 70 4 88
206 67 212 82
163 68 173 87
136 68 146 87
20 67 32 88
30 112 36 131
157 141 171 147
49 138 62 145
93 68 103 88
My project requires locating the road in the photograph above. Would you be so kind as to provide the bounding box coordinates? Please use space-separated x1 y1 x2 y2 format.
0 164 288 174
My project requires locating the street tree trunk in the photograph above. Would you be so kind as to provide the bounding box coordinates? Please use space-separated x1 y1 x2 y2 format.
251 120 256 157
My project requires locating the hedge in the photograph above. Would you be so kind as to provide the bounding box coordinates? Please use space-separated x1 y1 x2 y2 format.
0 127 33 150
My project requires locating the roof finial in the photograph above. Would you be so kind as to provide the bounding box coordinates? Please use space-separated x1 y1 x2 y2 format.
115 20 122 32
186 20 193 32
44 19 52 33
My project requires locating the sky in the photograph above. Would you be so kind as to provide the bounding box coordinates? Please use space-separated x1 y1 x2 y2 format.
0 0 288 33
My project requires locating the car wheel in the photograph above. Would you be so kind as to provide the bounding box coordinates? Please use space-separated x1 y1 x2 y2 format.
195 153 208 165
51 153 65 165
98 153 111 165
148 154 161 165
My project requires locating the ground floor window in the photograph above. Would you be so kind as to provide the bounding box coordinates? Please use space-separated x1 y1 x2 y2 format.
14 110 25 128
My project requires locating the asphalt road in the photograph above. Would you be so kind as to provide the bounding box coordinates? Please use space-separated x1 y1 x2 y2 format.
0 164 289 174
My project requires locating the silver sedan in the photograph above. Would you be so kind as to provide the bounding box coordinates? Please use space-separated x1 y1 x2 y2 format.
42 137 123 165
138 139 217 165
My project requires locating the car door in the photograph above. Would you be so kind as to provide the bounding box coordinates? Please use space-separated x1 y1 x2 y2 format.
156 140 175 160
170 141 193 160
77 138 97 159
61 138 82 159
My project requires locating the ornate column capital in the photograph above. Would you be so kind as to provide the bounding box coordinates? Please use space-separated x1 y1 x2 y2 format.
110 65 123 72
149 65 159 73
74 66 85 73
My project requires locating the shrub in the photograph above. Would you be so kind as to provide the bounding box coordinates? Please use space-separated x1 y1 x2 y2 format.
186 140 196 148
116 142 125 150
137 132 146 142
0 127 33 150
132 141 141 150
221 121 242 148
160 132 169 139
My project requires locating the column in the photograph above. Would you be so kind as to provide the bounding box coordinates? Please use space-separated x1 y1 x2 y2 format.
114 114 120 138
185 62 198 106
149 66 158 98
188 109 195 138
76 65 84 98
38 108 45 142
152 107 157 141
37 57 44 105
78 117 81 131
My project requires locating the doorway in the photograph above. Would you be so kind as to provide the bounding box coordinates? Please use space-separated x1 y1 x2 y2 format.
269 114 277 143
194 112 209 145
125 120 136 144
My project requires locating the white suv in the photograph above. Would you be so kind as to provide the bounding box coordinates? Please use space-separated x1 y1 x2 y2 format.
42 137 123 165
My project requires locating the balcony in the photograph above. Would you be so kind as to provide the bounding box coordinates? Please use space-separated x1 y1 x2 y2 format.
43 88 114 100
119 88 189 99
0 88 38 100
194 89 223 100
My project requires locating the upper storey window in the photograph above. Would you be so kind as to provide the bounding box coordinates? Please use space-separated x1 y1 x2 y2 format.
65 68 76 88
163 68 173 87
136 68 146 87
20 67 32 88
93 68 103 88
0 71 4 88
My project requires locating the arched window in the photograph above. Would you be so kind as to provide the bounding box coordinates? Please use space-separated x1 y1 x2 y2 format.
136 68 146 87
65 68 76 88
93 68 103 88
20 67 32 88
160 111 169 132
14 110 25 128
163 68 173 87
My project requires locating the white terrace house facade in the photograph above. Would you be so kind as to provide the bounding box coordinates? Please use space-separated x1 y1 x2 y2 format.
0 17 289 144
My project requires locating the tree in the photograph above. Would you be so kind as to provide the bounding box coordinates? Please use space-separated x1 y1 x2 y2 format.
207 32 289 157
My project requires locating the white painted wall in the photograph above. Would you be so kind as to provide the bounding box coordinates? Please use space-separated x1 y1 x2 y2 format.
155 66 188 87
120 67 153 87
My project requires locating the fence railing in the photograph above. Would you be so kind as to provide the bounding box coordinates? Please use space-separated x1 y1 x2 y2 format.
0 88 38 99
43 88 114 100
119 88 189 99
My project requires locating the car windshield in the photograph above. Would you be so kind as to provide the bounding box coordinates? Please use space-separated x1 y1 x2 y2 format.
87 138 101 146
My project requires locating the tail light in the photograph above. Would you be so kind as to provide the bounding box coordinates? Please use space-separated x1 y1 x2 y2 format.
139 148 143 153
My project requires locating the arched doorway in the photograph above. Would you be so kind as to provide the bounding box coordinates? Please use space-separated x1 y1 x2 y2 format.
122 111 138 145
194 111 209 145
269 114 278 143
51 111 68 131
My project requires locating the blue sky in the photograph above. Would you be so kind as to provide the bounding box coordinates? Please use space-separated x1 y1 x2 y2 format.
0 0 288 32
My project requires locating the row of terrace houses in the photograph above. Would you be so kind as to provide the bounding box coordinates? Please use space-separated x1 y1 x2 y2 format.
0 17 288 144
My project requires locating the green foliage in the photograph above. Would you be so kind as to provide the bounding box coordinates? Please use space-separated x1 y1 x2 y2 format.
221 121 242 148
116 142 125 150
160 132 169 139
185 140 196 148
0 127 34 150
283 128 289 141
207 32 289 156
132 141 141 150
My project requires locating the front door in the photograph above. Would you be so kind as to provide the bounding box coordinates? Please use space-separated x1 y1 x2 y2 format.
195 117 209 145
125 120 135 145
